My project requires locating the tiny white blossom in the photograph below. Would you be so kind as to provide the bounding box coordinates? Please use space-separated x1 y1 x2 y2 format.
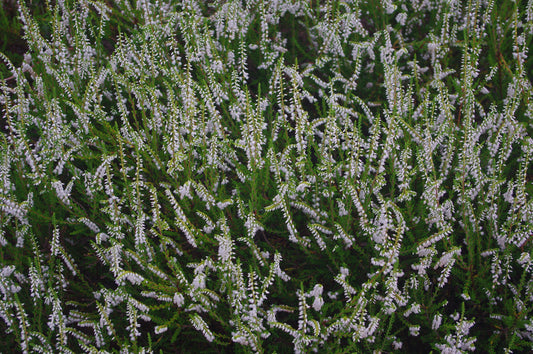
154 325 168 334
432 314 443 330
173 293 185 307
409 325 420 336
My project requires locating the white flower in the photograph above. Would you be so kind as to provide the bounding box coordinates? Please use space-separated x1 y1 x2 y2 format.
190 313 214 342
312 296 324 312
118 271 144 285
173 293 185 307
192 273 206 289
154 325 168 334
432 314 443 330
409 325 420 336
396 13 407 26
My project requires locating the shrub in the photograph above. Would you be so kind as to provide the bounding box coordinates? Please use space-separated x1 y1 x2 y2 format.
0 0 532 352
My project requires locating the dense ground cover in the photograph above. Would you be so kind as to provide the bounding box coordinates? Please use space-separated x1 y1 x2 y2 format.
0 0 532 352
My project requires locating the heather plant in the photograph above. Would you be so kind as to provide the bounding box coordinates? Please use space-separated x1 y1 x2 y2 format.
0 0 532 353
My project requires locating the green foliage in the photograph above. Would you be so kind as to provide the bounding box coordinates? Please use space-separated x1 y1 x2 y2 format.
0 0 532 353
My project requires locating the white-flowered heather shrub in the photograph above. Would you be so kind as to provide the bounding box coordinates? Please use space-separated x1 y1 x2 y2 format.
0 0 532 352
